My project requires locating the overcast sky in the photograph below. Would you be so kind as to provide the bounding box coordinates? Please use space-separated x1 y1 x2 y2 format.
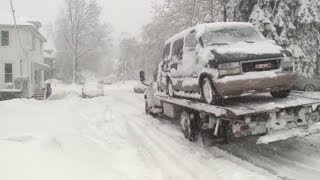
0 0 153 35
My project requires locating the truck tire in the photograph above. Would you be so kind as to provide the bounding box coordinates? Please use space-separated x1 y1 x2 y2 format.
180 111 198 142
270 90 291 98
200 77 221 105
304 84 315 91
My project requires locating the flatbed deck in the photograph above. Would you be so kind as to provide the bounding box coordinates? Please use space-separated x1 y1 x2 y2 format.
156 91 320 117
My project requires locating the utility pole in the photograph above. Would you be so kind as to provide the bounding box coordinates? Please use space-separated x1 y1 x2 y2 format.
10 0 24 76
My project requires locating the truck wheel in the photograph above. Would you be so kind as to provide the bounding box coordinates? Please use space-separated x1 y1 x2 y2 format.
304 84 315 91
180 111 198 142
201 77 220 105
201 125 229 147
270 90 291 98
167 79 175 97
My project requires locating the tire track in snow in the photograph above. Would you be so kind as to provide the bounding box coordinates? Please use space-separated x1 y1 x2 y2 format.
114 92 320 179
125 118 196 180
69 91 277 179
111 94 276 180
221 136 320 180
46 87 320 180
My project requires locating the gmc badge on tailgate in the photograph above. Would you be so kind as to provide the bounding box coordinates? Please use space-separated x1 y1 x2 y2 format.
255 63 272 70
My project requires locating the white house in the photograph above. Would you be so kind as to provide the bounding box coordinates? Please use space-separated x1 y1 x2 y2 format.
0 15 49 98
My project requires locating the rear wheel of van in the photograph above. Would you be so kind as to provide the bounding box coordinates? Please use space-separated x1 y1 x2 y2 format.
304 84 315 91
270 89 291 98
167 79 175 97
200 77 220 105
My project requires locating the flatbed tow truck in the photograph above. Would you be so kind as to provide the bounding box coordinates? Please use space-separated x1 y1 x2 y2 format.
144 85 320 146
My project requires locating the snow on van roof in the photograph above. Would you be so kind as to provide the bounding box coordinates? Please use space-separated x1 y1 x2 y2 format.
165 22 253 45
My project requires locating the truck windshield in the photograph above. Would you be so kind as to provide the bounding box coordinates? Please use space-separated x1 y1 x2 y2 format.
202 26 265 46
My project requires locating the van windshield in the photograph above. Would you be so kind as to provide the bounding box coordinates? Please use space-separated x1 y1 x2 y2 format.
202 26 265 46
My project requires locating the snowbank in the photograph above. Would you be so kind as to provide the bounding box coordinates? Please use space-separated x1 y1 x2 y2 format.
48 80 82 100
82 82 104 98
134 81 148 94
104 80 137 91
0 81 276 180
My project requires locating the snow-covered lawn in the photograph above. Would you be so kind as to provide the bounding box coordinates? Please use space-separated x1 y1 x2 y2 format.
0 82 297 180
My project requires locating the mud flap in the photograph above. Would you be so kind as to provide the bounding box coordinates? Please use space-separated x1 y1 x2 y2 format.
201 125 229 147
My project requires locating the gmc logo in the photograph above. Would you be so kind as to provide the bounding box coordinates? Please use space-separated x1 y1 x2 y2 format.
255 63 272 70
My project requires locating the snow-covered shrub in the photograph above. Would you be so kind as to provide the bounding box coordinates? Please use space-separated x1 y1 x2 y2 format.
248 0 320 77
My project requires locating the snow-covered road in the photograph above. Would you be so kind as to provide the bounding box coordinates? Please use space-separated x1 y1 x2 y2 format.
0 82 319 180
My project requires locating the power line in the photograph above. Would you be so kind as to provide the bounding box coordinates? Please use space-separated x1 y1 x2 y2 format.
55 49 108 53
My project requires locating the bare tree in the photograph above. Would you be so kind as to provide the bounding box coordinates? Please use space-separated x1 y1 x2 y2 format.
55 0 111 83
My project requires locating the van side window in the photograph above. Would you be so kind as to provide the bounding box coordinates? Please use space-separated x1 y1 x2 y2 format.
162 43 171 59
172 38 184 60
185 30 198 48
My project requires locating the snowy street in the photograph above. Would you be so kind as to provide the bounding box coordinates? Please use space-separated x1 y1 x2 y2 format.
1 0 319 179
0 82 320 180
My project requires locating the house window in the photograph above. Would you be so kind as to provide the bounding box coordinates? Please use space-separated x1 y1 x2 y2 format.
1 31 9 46
5 63 13 83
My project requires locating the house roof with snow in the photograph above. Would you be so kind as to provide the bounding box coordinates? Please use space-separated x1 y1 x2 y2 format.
0 14 47 42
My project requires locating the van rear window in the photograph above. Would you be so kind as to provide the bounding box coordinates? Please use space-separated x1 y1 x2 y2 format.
162 43 171 59
172 38 184 60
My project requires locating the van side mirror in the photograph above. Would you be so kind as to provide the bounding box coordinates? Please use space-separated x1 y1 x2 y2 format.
139 71 145 82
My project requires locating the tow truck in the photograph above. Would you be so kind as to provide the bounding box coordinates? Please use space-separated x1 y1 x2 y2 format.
141 72 320 146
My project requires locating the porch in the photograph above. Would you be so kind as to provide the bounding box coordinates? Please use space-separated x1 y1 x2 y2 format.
32 62 51 100
0 61 51 100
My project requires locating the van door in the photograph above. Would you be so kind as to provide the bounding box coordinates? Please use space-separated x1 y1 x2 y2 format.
171 38 184 78
181 30 200 92
160 43 172 91
170 38 184 91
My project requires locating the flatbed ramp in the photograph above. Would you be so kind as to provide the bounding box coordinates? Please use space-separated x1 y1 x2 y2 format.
156 91 320 117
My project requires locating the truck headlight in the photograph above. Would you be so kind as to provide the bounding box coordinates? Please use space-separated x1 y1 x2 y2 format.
283 57 294 71
218 62 241 76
